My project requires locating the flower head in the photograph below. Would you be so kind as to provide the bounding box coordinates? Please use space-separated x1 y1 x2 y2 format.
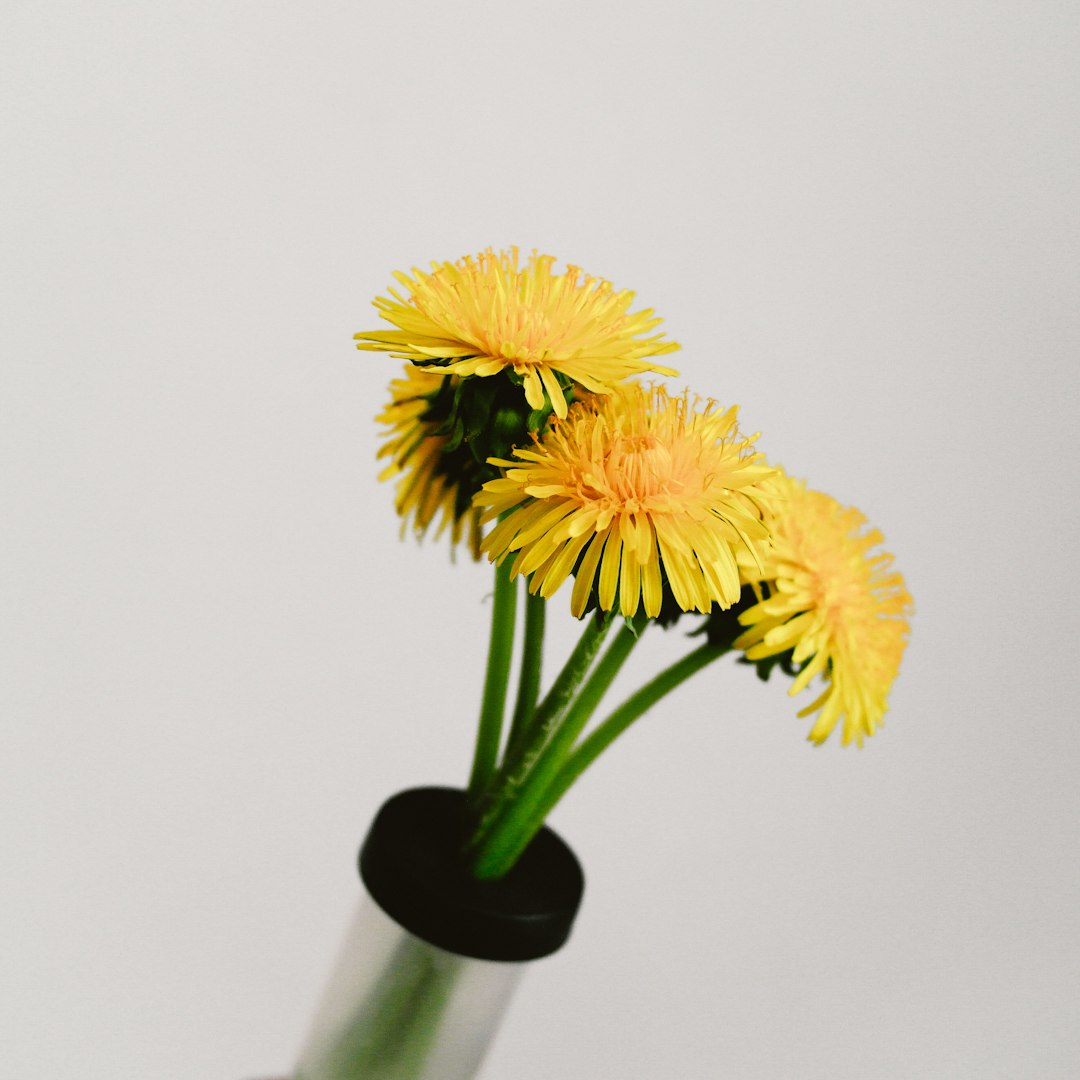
377 364 482 557
476 383 775 619
355 248 679 419
733 474 912 746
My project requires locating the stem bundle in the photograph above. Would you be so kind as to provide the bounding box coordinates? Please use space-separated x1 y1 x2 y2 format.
464 570 729 880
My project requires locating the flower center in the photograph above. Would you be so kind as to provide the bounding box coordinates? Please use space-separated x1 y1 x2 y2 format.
492 310 559 364
573 432 708 516
801 536 871 639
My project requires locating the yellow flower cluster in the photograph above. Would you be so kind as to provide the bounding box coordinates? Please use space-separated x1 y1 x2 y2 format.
361 247 912 745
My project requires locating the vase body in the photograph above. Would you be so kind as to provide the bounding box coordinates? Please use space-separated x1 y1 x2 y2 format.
293 898 523 1080
291 787 584 1080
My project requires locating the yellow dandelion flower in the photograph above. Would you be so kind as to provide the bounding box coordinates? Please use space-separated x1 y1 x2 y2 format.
735 475 912 746
377 364 482 557
354 248 680 419
476 383 775 620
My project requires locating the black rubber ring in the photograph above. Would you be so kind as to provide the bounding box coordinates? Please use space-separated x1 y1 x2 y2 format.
359 787 585 962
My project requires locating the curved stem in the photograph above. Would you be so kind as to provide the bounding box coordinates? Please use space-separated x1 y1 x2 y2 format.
468 608 613 821
506 588 546 751
467 559 518 798
508 607 611 759
532 641 728 827
470 620 644 879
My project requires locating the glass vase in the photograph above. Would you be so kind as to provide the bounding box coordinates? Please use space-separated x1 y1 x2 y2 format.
291 787 585 1080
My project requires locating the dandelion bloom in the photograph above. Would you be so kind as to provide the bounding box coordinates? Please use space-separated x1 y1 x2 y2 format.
354 248 679 419
735 475 912 746
377 364 482 557
476 383 775 619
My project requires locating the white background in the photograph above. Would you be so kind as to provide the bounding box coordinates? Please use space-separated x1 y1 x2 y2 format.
3 2 1079 1078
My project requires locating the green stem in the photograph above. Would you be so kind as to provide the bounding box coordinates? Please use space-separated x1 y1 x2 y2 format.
533 641 728 827
506 587 545 751
470 620 644 879
467 559 518 799
466 608 613 837
499 607 613 770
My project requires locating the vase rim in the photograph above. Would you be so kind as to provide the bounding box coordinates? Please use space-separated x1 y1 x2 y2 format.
359 786 585 962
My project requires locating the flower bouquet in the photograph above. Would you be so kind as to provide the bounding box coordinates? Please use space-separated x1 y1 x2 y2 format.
287 248 912 1080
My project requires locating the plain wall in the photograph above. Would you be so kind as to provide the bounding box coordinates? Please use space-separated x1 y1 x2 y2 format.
2 2 1078 1077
